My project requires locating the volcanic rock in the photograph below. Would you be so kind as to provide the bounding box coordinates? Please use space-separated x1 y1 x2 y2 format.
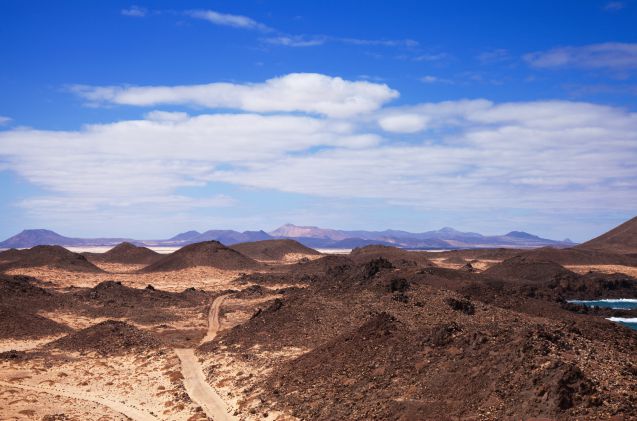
0 245 102 273
47 320 160 355
141 241 260 272
576 215 637 254
86 242 162 265
231 239 320 261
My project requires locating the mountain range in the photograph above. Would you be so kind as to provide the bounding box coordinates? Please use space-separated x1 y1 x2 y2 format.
0 224 575 250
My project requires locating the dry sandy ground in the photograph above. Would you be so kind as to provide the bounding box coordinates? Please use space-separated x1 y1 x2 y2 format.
197 294 303 421
0 336 65 353
5 266 252 292
202 344 304 420
431 259 637 278
177 293 307 421
175 295 236 421
65 246 180 254
0 259 307 420
565 264 637 278
252 253 323 265
429 257 500 271
0 348 207 420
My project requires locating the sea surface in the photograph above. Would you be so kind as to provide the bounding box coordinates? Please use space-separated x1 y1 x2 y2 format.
567 299 637 330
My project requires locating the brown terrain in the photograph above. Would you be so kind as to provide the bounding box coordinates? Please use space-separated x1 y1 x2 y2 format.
0 246 103 273
0 218 636 420
576 216 637 254
142 241 261 272
84 242 162 265
231 239 321 263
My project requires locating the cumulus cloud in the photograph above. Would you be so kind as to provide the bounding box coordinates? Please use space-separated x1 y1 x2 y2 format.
378 114 429 133
186 9 271 31
70 73 399 118
1 75 636 225
524 43 637 71
210 100 637 211
144 110 190 122
0 116 11 126
0 112 378 211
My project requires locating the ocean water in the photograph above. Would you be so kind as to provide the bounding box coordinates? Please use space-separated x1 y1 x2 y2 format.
567 299 637 331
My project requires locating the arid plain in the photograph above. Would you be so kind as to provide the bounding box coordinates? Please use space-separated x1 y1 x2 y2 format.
1 218 637 420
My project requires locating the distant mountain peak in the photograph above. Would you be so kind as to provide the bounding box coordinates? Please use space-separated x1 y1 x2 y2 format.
505 231 541 240
21 228 56 233
437 227 460 234
168 230 202 242
269 224 348 240
0 228 78 248
1 223 576 250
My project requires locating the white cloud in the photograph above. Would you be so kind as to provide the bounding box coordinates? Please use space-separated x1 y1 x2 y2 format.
477 48 510 64
207 100 637 211
420 75 453 84
0 112 378 212
524 43 637 71
378 114 429 133
263 35 418 48
263 36 327 47
186 9 271 31
121 6 147 17
19 194 235 215
70 73 399 118
0 116 11 126
1 75 636 225
420 76 439 83
144 110 190 122
413 53 450 62
337 38 418 47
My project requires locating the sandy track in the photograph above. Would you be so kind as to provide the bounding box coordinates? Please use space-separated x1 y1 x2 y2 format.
201 294 229 344
175 294 236 421
0 379 158 421
175 349 235 421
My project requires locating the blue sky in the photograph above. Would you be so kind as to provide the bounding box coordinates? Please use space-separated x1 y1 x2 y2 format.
1 0 636 241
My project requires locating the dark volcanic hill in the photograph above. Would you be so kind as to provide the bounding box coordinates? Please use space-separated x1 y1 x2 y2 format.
0 275 71 339
520 246 636 266
200 255 637 420
0 305 71 339
576 216 637 254
47 320 160 355
0 245 103 272
350 245 434 268
86 242 162 265
483 255 578 283
231 239 321 261
141 241 260 272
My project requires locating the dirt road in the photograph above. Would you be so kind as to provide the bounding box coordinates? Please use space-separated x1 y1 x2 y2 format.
0 379 158 421
200 294 229 344
175 294 236 421
175 348 235 421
